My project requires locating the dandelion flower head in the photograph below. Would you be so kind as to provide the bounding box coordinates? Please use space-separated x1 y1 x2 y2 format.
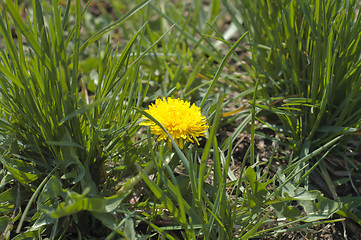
140 97 208 149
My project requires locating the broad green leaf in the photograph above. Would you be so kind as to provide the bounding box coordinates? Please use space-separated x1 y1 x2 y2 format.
245 167 268 195
46 141 84 149
124 217 136 240
30 212 56 231
105 192 131 213
245 167 268 208
0 163 38 186
0 216 11 238
300 195 342 222
57 130 85 184
272 202 301 221
276 169 319 200
0 157 40 175
317 195 341 217
47 196 106 218
0 202 14 214
0 187 18 203
38 176 66 211
16 164 60 233
292 188 320 201
12 230 38 240
92 212 119 231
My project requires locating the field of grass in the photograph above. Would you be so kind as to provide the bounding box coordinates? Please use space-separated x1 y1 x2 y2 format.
0 0 361 239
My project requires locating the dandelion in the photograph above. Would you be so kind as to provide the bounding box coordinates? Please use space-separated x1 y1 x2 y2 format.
140 97 208 149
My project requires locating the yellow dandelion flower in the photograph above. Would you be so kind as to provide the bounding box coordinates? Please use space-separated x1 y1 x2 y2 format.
140 97 208 149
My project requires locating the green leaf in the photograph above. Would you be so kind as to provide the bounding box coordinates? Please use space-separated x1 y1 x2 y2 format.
30 212 56 231
245 167 268 208
300 195 342 222
38 175 102 222
292 188 320 201
38 176 66 212
47 196 106 218
105 192 131 213
0 186 18 204
246 167 268 195
0 157 40 176
276 170 342 222
57 130 85 184
16 164 60 233
272 202 301 221
0 216 11 236
124 216 136 240
0 158 39 186
0 202 14 215
12 230 38 240
298 197 341 222
92 212 119 231
277 171 320 201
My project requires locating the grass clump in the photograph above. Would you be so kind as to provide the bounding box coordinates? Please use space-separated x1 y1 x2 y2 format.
0 0 155 237
233 0 361 153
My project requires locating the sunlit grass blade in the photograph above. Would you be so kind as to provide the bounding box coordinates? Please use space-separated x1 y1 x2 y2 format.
68 0 151 63
200 32 248 108
4 0 52 70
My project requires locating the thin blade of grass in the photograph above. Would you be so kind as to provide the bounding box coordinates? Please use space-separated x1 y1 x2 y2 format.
200 32 248 108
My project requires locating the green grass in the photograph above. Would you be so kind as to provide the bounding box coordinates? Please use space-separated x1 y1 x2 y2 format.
230 0 361 150
226 0 361 211
0 0 360 239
